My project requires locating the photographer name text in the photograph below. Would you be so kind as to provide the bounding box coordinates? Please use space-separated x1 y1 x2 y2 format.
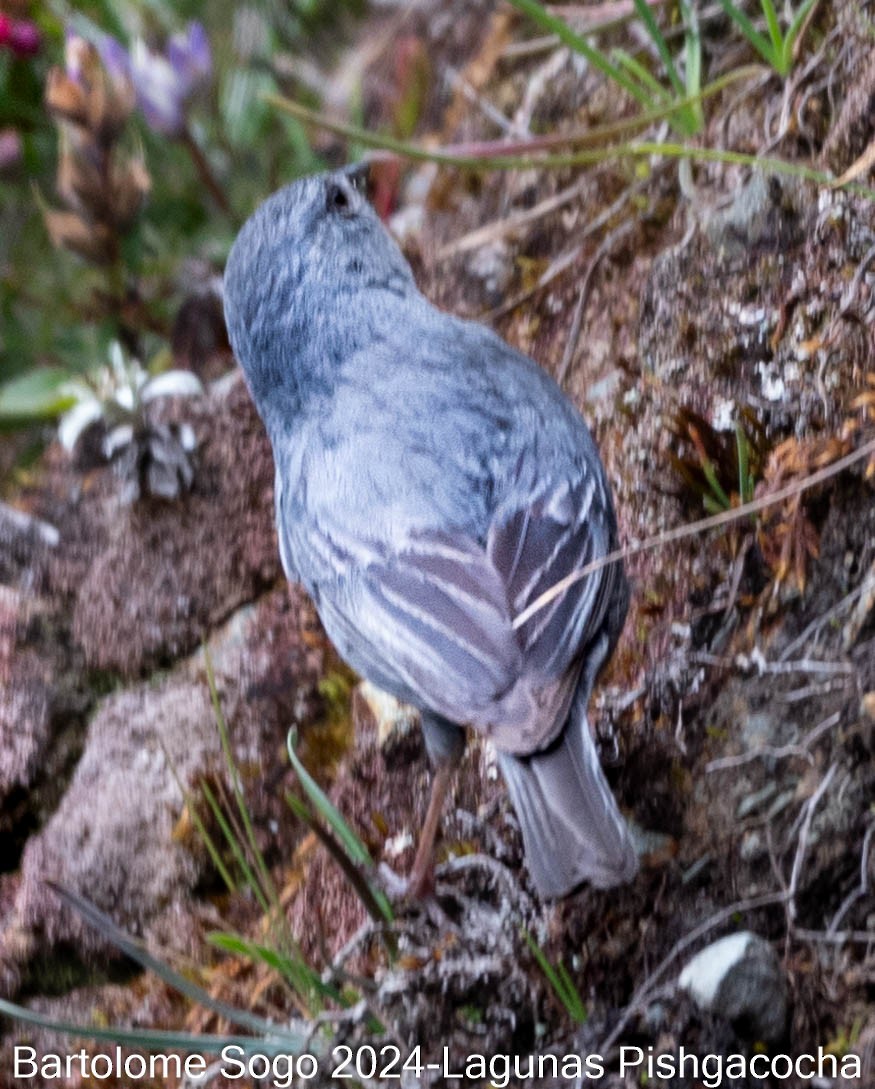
12 1044 862 1086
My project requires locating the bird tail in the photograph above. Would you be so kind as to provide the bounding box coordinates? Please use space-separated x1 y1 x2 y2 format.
497 693 638 899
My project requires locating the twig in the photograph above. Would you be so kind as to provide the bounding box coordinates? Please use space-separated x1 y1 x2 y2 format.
705 709 842 773
787 763 839 925
678 651 853 678
761 20 836 154
436 176 589 260
512 432 875 630
556 220 634 388
706 743 813 773
779 680 848 703
753 657 856 677
780 583 867 657
439 852 528 901
181 128 233 219
827 820 874 935
326 919 386 974
792 0 824 65
839 240 875 314
792 927 874 945
302 999 371 1050
482 240 585 321
843 557 875 651
480 173 653 321
444 65 522 138
593 891 788 1064
798 710 843 749
439 165 653 263
779 582 867 660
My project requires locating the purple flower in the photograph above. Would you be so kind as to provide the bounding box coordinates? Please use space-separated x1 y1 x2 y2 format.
167 22 211 93
64 29 89 83
127 21 212 137
97 34 133 91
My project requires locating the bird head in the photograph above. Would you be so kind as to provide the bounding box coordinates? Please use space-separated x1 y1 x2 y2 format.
223 166 415 427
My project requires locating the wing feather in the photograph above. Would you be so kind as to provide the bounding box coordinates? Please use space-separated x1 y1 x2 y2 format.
328 529 522 722
280 464 624 752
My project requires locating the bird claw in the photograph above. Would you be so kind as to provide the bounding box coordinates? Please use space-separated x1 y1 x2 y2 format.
376 861 414 901
376 862 449 926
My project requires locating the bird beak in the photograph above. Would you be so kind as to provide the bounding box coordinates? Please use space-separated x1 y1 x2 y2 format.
341 160 373 200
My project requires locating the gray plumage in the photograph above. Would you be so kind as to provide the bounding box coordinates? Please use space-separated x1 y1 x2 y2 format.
223 168 638 898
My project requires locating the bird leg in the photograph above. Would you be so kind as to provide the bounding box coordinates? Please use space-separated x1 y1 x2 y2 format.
407 715 465 898
407 761 455 898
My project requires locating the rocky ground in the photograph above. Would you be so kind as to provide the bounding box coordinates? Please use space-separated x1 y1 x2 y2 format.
1 0 874 1086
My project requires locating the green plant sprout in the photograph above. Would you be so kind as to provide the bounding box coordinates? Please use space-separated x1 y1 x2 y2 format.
507 0 703 135
522 928 588 1024
669 407 766 517
715 0 818 77
698 424 758 514
200 648 348 1015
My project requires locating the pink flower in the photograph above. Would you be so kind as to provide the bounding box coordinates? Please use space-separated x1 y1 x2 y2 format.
0 127 23 171
0 13 41 57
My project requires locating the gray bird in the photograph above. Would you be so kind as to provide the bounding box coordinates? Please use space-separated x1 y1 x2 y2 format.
223 166 638 898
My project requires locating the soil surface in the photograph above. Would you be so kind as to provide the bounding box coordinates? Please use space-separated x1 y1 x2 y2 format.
1 1 873 1087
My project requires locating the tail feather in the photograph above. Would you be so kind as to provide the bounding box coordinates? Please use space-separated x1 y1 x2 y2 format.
497 698 638 899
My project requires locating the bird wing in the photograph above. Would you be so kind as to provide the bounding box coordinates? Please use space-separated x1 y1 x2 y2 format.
280 464 622 753
320 527 523 724
487 470 622 681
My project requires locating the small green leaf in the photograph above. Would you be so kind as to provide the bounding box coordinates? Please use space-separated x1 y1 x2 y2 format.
715 0 778 69
0 368 76 424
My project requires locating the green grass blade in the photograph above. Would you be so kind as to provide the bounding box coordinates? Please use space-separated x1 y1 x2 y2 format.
759 0 786 61
285 791 394 925
46 884 296 1040
263 94 857 194
260 67 756 164
554 961 588 1023
287 730 370 867
631 0 685 96
611 48 698 135
522 928 587 1024
208 932 343 1007
715 0 778 67
200 780 272 916
203 649 280 914
681 0 704 129
161 742 237 896
286 731 394 924
263 92 875 197
505 0 654 106
735 423 752 503
701 454 732 511
611 48 670 101
0 997 290 1055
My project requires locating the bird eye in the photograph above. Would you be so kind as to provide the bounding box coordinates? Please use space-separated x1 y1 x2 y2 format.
326 181 352 214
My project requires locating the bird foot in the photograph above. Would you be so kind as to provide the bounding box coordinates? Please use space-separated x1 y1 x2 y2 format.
377 860 436 902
